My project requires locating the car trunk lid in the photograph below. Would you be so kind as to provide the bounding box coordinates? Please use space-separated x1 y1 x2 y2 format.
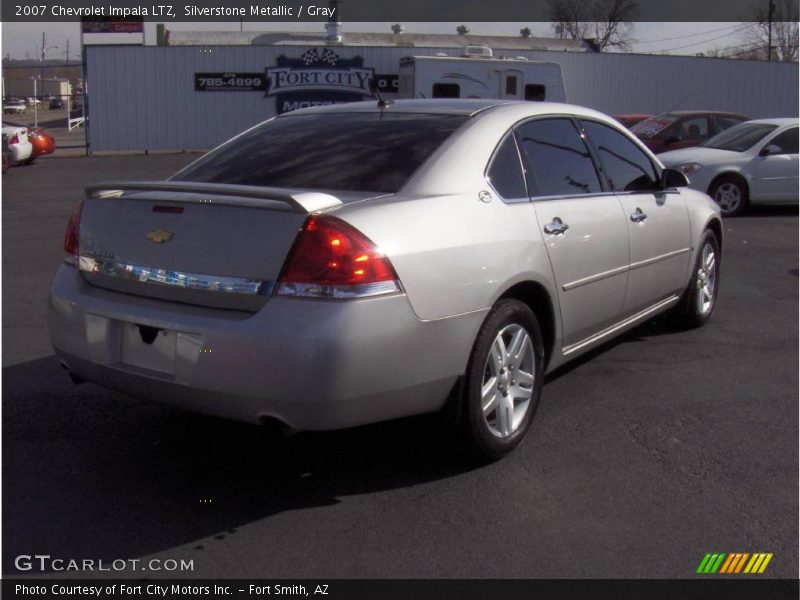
77 181 360 311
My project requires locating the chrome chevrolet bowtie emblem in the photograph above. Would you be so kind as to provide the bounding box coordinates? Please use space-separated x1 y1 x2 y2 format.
146 228 173 243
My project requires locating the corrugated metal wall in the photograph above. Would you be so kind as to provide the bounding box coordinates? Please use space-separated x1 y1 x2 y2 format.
86 45 799 152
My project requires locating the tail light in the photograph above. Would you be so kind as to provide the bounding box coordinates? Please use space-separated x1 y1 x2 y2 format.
9 135 19 144
277 215 401 299
63 201 83 259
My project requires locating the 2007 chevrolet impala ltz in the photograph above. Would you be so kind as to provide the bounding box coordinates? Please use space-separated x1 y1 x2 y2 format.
48 100 722 459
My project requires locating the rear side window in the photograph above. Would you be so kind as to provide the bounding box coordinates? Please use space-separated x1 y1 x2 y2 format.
174 112 468 193
487 134 527 200
716 116 747 131
514 118 602 197
581 120 660 192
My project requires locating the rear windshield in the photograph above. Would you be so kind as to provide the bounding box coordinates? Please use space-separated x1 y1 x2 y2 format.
630 115 678 138
701 122 778 152
174 112 469 193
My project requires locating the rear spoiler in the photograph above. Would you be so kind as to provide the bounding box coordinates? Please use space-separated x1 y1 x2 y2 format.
85 181 343 213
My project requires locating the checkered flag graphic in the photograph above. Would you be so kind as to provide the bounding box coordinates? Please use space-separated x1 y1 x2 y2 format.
301 49 320 65
321 49 339 65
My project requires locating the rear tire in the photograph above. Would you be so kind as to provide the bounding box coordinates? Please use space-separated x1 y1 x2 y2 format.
673 230 720 329
709 175 748 217
458 299 545 461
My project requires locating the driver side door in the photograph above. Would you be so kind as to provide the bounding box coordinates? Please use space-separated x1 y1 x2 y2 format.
752 126 799 201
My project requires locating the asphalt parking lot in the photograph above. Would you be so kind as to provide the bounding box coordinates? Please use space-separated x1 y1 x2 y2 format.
2 155 798 579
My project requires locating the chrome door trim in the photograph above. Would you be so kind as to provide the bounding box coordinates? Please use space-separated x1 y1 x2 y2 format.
562 248 690 291
562 295 681 356
562 264 628 291
629 247 691 272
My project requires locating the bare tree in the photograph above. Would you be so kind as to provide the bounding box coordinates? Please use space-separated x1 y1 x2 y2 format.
548 0 638 50
743 0 799 61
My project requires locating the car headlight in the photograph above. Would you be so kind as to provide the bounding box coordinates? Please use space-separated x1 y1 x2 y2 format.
677 162 703 176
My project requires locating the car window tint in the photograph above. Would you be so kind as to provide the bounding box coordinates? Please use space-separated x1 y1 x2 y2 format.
768 127 799 154
717 116 746 131
487 134 527 200
702 122 778 152
174 113 468 193
514 118 602 197
581 120 659 192
679 117 709 140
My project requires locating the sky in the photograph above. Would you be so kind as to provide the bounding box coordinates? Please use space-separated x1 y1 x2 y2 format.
1 21 760 61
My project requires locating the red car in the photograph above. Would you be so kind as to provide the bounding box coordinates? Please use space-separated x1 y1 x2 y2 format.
27 127 56 163
613 114 653 128
631 111 750 154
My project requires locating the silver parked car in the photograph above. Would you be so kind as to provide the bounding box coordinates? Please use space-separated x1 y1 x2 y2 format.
49 100 722 460
659 118 799 217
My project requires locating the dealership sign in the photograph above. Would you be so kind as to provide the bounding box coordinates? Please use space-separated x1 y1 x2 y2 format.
266 49 374 114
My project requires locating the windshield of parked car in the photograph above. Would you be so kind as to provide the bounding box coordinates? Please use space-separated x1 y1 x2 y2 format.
701 122 778 152
630 115 679 139
173 112 469 193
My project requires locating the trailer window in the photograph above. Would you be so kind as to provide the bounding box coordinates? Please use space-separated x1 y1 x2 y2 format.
525 85 546 101
174 112 469 194
432 83 460 98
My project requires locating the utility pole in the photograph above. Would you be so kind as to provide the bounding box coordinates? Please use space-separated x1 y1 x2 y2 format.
40 32 45 81
767 0 775 61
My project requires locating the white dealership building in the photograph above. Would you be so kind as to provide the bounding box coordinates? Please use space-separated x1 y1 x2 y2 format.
82 24 799 152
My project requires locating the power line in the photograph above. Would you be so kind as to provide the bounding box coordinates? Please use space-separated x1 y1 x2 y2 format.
652 23 757 53
634 23 746 45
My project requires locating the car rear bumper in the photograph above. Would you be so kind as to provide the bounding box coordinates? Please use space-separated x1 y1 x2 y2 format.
49 265 485 430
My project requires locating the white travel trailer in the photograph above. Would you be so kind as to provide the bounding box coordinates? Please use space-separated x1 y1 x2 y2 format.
398 49 567 102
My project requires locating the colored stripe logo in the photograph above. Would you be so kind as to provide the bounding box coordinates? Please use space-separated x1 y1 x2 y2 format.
696 552 773 574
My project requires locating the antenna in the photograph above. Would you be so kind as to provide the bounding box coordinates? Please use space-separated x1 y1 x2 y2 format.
370 78 393 109
665 87 697 114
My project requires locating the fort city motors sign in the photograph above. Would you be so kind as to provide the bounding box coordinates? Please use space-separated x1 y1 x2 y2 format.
266 48 374 114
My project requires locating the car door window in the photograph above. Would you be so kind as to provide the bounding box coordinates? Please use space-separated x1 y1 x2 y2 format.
767 127 799 155
514 118 602 197
581 120 660 192
679 117 709 140
486 134 528 201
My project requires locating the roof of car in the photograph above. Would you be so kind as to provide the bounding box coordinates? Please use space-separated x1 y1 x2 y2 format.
278 99 610 119
665 111 749 116
739 117 798 126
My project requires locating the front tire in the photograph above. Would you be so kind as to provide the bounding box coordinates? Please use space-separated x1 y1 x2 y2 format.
709 175 748 217
458 299 545 461
673 230 720 329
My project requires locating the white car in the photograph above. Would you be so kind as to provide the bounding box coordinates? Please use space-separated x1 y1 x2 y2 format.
659 118 798 217
3 99 27 115
1 124 33 165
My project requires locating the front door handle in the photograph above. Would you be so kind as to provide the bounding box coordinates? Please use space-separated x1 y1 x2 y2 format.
543 217 569 235
630 208 648 223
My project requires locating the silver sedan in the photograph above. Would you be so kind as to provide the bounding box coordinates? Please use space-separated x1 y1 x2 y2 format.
49 100 722 460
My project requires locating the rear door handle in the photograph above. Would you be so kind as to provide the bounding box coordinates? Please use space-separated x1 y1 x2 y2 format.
630 208 648 223
543 218 569 235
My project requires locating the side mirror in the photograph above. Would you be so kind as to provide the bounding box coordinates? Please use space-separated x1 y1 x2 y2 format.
759 144 781 157
661 168 689 189
664 135 681 145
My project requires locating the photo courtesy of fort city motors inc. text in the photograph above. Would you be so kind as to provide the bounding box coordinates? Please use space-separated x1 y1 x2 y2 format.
1 0 798 598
